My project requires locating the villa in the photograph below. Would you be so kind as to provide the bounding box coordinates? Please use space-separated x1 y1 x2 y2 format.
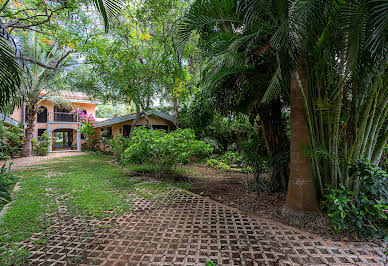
9 91 98 152
7 92 175 152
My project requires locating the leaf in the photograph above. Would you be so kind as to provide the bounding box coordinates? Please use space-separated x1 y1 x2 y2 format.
93 0 124 32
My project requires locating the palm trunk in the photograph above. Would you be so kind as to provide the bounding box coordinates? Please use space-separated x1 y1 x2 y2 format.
21 104 36 157
284 63 319 215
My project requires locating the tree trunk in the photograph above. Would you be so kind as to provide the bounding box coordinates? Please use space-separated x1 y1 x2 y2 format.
284 64 319 215
259 99 289 192
142 108 153 130
21 104 36 157
129 111 141 138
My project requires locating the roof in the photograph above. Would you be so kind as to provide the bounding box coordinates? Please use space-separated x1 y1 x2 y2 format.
95 118 109 122
40 91 100 104
0 113 19 127
94 110 176 128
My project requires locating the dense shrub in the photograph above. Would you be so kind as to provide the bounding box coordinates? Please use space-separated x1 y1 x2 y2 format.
121 127 212 171
0 161 16 208
0 122 24 159
105 137 131 161
323 160 388 239
31 130 50 156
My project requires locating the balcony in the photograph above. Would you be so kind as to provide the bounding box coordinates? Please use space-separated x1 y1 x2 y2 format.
47 112 80 123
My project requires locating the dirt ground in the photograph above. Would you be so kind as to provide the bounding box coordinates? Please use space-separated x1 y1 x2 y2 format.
183 163 383 244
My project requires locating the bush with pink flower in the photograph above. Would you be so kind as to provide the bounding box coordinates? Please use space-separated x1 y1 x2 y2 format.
72 109 98 150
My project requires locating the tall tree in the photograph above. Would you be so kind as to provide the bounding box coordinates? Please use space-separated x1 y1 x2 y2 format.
17 32 71 156
0 0 123 110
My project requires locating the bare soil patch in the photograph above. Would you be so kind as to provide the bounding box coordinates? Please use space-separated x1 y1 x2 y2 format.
183 163 383 244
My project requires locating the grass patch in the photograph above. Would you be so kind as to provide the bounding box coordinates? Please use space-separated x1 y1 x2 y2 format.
0 154 193 265
0 154 194 265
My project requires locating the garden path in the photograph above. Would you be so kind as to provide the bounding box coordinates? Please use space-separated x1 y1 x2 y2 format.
2 151 85 170
23 187 387 265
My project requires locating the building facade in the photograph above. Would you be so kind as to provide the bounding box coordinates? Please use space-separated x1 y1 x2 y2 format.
9 92 98 152
95 110 176 138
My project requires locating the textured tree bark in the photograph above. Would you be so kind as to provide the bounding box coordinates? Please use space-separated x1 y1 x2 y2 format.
259 99 289 192
284 64 319 215
21 104 36 157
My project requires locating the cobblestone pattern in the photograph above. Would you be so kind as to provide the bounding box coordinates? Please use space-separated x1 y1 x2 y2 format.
2 152 85 170
21 188 387 265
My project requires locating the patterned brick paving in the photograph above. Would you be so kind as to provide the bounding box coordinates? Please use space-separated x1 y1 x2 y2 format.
2 152 85 170
19 188 387 265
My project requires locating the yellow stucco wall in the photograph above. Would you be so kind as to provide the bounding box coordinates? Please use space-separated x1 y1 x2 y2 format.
10 101 96 139
97 115 174 138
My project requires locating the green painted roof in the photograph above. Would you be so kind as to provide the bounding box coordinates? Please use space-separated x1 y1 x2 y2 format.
0 113 19 126
94 110 176 128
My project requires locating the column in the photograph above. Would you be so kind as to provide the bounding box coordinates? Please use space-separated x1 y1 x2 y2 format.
77 129 81 151
48 130 52 152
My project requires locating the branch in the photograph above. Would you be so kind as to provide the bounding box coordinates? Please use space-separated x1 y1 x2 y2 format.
250 44 271 56
3 4 68 30
55 51 71 68
14 50 71 70
0 0 11 13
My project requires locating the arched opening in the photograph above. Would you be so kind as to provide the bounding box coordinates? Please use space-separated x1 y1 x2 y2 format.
37 106 48 123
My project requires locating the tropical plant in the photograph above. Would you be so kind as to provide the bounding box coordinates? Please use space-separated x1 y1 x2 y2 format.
105 137 131 161
0 122 24 159
121 127 213 172
15 32 72 157
73 109 98 150
177 0 388 212
0 0 124 113
322 160 388 239
31 130 50 156
0 161 15 208
175 0 291 192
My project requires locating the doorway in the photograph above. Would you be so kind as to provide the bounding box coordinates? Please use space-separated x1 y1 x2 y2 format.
53 129 74 150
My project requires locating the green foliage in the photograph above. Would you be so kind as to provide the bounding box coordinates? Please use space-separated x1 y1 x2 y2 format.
206 260 216 266
0 161 16 208
0 122 24 160
121 127 212 171
323 160 388 239
32 131 50 156
105 137 131 161
206 151 253 173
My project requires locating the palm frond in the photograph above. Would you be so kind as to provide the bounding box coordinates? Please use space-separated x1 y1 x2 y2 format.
366 0 388 56
0 24 22 112
93 0 124 32
262 66 282 103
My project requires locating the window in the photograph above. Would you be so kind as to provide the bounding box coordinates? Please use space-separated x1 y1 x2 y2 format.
152 125 169 132
38 129 47 137
37 106 48 123
107 126 112 138
54 105 74 122
123 125 131 137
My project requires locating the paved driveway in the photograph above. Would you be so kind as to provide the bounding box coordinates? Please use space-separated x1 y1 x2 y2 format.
2 152 85 170
23 187 387 265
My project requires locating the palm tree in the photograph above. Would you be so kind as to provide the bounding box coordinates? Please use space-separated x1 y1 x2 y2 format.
176 0 388 214
18 32 72 157
176 0 291 192
0 0 123 111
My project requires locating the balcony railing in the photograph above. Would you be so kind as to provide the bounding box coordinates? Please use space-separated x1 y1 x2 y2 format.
48 112 80 122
